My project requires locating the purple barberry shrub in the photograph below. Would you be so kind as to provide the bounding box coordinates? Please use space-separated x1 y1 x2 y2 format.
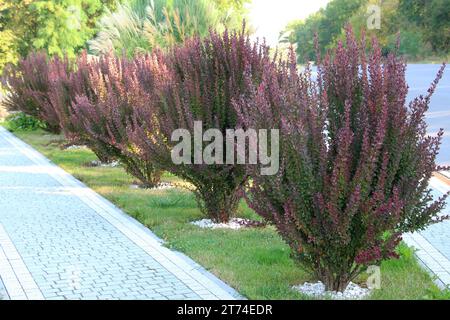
1 52 60 133
71 53 162 187
129 29 272 222
235 27 448 292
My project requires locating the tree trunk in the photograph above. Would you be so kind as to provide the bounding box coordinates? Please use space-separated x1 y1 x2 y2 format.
198 188 242 223
322 272 350 292
44 124 61 135
90 146 114 164
123 159 162 189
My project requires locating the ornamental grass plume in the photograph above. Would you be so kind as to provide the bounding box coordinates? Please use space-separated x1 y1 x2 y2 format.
234 26 448 292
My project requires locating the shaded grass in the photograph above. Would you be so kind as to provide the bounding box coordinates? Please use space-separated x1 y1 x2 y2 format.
6 126 449 300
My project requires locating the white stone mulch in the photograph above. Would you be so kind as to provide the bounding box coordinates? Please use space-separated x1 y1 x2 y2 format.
88 160 120 168
130 182 175 190
292 281 371 300
64 145 89 151
191 218 258 230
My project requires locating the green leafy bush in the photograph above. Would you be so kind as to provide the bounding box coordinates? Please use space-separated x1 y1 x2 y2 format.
5 112 45 132
0 0 119 71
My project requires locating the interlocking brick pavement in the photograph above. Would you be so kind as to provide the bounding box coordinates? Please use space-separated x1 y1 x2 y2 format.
0 126 240 300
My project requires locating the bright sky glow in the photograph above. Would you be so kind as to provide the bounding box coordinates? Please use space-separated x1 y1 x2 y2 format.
248 0 331 46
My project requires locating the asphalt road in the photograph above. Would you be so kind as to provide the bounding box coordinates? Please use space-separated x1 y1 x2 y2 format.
407 64 450 165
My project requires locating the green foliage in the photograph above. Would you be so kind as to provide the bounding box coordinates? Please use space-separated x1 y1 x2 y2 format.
424 286 450 300
5 112 45 132
385 30 429 59
285 0 364 61
0 29 17 72
212 0 251 30
284 0 449 62
399 0 450 54
31 1 98 58
213 0 249 11
0 0 37 64
0 0 118 72
336 0 430 59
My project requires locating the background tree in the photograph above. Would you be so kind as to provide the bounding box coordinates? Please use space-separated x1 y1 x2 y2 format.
0 0 118 72
0 0 36 72
399 0 450 54
284 0 449 62
284 0 364 62
212 0 251 30
337 0 431 59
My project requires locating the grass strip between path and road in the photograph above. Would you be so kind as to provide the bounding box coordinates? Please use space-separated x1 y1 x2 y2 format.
4 126 450 300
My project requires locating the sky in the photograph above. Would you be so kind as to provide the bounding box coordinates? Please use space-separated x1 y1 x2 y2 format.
248 0 331 46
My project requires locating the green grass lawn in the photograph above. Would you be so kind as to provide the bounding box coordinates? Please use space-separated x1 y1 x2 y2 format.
5 126 450 300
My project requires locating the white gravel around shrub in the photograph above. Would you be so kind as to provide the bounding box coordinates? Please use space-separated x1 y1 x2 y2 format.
292 281 371 300
65 145 89 151
130 182 175 190
88 160 120 167
191 218 254 230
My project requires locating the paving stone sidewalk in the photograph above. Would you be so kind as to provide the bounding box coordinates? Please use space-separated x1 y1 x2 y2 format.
0 276 8 300
0 126 240 300
403 177 450 289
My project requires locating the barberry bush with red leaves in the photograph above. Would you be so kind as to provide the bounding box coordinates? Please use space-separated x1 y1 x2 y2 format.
71 53 162 187
1 52 60 133
234 27 448 292
129 29 272 222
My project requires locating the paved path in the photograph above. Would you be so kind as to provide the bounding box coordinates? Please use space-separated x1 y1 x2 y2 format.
392 64 450 289
0 126 239 300
403 176 450 289
406 64 450 166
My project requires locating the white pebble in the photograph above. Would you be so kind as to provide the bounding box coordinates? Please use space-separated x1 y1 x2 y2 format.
191 218 252 230
292 281 371 300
